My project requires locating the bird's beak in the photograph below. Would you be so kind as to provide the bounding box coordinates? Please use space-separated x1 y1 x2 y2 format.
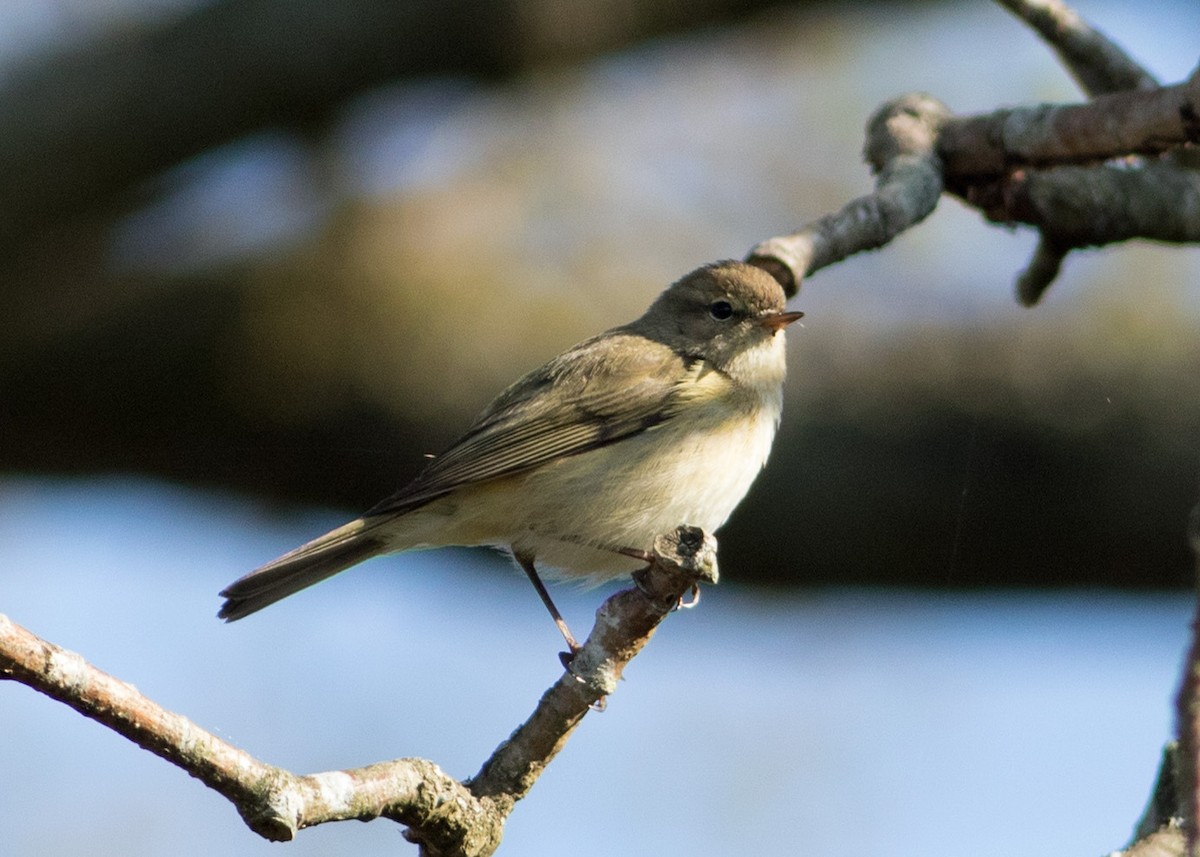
759 310 804 332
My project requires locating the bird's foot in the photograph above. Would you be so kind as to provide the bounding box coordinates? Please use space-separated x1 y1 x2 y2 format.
677 582 701 609
558 646 580 670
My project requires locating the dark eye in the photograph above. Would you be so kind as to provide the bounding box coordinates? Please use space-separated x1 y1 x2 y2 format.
709 299 734 320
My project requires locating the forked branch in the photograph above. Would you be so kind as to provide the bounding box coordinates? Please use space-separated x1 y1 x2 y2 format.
748 0 1199 304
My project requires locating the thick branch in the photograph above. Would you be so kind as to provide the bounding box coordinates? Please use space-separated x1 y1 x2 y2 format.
0 526 716 856
939 67 1200 179
965 1 1190 303
977 161 1200 244
748 51 1199 302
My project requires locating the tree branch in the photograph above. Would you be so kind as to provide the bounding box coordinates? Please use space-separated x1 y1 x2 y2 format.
469 528 718 803
947 62 1200 304
747 0 1199 304
746 92 952 297
6 2 1198 853
0 526 717 856
742 6 1200 855
938 68 1200 177
993 0 1159 95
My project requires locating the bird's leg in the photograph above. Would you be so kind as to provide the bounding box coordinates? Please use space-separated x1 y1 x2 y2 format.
616 546 655 564
515 551 580 666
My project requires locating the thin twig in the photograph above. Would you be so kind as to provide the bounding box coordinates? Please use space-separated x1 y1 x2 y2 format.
993 0 1159 95
746 93 951 296
748 50 1198 303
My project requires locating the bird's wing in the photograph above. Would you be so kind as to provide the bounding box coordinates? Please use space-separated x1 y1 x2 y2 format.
364 330 694 517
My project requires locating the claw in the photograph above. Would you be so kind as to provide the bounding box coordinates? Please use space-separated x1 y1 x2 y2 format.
559 647 607 711
631 565 655 597
676 583 701 610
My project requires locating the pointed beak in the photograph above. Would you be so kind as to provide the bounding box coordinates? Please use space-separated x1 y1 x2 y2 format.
759 310 804 332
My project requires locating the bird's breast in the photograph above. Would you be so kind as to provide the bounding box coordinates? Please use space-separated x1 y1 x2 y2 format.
396 339 789 582
501 372 783 580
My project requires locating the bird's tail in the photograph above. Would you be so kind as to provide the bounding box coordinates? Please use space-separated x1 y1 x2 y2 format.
218 518 388 621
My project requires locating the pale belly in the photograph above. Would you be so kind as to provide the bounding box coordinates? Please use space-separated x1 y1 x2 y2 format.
393 396 782 582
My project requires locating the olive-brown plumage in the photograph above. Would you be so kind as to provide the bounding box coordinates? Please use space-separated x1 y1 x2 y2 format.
219 261 801 626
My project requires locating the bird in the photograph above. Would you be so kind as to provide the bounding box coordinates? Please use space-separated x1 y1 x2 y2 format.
218 260 802 653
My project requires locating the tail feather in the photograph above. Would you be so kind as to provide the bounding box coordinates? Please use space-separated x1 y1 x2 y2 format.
218 518 387 621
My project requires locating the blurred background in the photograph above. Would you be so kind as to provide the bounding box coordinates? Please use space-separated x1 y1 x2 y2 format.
2 1 1198 855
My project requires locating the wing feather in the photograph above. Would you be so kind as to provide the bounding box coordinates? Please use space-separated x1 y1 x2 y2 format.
365 330 692 517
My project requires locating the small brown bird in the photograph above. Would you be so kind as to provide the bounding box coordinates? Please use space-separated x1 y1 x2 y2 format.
219 260 801 651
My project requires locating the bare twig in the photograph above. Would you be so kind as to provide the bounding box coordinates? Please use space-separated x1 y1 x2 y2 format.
0 526 718 857
993 0 1159 95
968 0 1192 303
1013 236 1068 307
748 36 1199 304
746 93 951 296
0 610 496 847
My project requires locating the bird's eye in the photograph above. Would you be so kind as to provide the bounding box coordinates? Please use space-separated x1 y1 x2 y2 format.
709 300 734 320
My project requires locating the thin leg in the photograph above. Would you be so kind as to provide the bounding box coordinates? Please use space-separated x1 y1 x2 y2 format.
515 552 580 658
